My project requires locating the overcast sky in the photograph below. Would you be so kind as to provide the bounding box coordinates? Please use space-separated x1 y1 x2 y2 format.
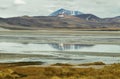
0 0 120 18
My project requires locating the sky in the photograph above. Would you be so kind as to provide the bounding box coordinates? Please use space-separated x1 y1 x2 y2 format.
0 0 120 18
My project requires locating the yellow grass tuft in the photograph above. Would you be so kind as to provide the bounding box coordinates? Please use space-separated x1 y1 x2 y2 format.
79 62 106 66
51 63 73 66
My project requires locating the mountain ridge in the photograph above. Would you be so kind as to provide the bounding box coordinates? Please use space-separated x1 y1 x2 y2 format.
0 9 120 30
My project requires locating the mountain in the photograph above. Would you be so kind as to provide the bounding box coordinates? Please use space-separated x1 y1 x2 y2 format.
75 14 101 22
103 16 120 23
49 8 83 16
0 9 120 30
0 15 120 30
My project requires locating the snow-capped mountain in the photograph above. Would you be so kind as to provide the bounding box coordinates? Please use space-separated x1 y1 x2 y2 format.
0 9 120 30
49 8 83 16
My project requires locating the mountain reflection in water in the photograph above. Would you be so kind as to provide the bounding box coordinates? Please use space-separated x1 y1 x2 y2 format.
0 42 120 64
0 42 120 53
50 43 94 50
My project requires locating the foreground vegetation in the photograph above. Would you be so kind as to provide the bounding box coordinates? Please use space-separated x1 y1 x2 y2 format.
78 62 106 66
0 62 120 79
51 62 105 66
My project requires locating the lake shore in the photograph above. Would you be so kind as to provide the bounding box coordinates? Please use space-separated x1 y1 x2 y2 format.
0 30 120 79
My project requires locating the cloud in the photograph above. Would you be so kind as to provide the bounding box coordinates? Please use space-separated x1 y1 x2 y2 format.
51 0 120 18
0 5 8 10
0 0 120 18
14 0 26 5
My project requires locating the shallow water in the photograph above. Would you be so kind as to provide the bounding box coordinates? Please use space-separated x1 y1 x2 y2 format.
0 42 120 64
0 42 120 53
0 31 120 64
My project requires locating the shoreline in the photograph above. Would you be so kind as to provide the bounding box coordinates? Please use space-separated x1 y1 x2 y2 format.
0 61 112 68
0 53 120 65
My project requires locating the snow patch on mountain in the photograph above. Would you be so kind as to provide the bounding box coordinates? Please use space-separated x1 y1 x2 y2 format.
49 8 83 16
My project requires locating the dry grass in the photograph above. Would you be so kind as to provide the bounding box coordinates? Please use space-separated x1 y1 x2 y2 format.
51 62 105 67
0 62 44 69
51 63 74 66
78 62 106 66
0 63 120 79
0 69 26 79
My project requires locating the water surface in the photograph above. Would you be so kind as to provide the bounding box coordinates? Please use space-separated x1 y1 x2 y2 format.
0 42 120 64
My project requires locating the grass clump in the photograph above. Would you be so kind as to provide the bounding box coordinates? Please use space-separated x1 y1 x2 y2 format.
79 62 106 66
0 61 44 68
51 63 73 66
0 69 25 79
